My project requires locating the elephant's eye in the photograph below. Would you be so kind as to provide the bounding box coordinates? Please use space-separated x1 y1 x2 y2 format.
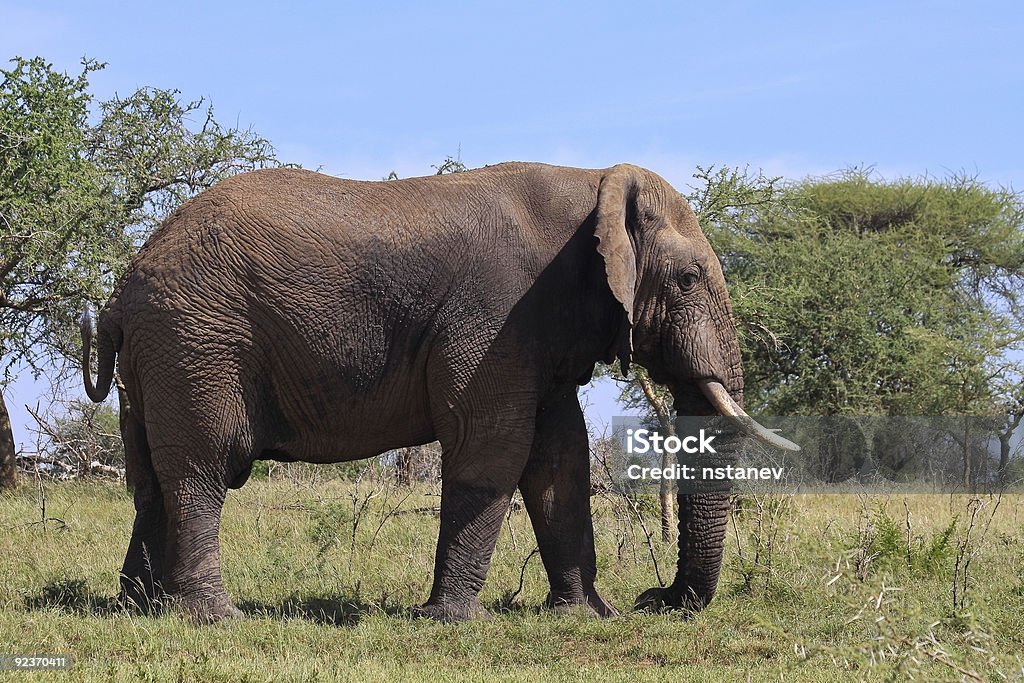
680 269 701 291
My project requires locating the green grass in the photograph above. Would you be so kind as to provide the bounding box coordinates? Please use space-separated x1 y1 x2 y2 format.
1 477 1022 681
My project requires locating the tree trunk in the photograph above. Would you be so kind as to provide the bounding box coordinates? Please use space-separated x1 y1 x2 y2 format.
0 391 17 490
638 373 676 543
962 418 972 491
998 434 1010 484
998 409 1023 485
396 446 416 486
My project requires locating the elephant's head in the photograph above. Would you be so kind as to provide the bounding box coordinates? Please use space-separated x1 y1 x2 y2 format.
593 164 798 613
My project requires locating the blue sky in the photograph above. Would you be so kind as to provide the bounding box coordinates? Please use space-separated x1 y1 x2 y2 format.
2 1 1023 448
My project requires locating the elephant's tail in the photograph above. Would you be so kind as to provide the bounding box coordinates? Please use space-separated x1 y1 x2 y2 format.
81 305 119 402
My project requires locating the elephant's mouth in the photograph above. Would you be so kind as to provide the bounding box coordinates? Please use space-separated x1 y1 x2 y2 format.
696 379 800 452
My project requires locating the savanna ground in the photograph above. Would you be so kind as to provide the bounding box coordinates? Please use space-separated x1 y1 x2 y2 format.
1 466 1022 682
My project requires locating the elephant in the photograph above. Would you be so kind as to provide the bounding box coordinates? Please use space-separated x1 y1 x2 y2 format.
81 161 797 623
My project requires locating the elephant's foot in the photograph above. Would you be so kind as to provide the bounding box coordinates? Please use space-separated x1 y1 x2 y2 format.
545 588 619 617
633 586 709 615
117 575 164 613
416 596 493 623
172 589 243 624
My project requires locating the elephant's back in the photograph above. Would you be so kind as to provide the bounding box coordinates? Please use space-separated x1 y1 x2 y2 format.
116 169 389 306
129 162 591 277
130 166 490 277
111 166 448 385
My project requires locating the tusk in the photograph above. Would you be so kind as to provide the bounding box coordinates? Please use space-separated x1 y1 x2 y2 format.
698 380 801 452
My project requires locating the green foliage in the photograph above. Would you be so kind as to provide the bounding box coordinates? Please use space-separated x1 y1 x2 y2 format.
382 153 466 182
0 56 279 374
250 459 270 480
853 504 959 579
866 505 904 569
90 85 278 240
325 459 375 480
914 518 957 576
307 500 353 548
701 167 1024 416
0 57 121 373
24 576 114 614
432 154 468 175
601 366 661 425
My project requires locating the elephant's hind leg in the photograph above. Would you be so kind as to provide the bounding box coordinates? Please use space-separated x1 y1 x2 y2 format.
144 416 250 624
118 404 167 612
518 385 617 617
155 456 241 623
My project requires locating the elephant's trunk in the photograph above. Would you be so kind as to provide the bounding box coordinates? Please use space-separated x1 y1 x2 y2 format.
635 418 737 613
670 490 731 610
635 308 797 614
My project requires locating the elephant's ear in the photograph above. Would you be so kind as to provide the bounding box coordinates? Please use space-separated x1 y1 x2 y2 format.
594 164 640 372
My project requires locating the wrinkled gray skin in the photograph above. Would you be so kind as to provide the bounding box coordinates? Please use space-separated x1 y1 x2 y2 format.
83 162 744 623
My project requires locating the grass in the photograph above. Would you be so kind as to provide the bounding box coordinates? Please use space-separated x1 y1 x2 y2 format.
1 474 1022 681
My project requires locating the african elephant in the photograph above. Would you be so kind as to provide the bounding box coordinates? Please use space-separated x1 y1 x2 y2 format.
81 162 797 623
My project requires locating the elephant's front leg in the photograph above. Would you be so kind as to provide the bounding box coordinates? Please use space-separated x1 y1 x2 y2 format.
420 414 535 623
518 385 618 617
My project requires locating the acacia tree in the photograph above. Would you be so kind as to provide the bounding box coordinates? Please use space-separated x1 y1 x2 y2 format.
615 165 1024 500
714 169 1024 419
0 57 278 489
707 169 1024 487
